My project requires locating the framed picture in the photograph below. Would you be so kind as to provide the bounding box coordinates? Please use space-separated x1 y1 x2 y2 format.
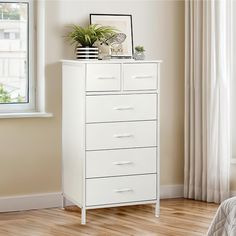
90 14 133 59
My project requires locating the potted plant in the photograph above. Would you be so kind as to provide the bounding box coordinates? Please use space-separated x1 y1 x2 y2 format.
134 45 145 60
66 24 117 60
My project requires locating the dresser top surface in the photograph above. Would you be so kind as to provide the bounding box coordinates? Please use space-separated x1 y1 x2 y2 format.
61 59 162 65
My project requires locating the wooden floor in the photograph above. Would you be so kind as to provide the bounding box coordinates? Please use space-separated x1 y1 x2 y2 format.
0 199 218 236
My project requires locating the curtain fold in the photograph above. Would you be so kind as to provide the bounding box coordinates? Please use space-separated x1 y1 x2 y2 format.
184 0 231 203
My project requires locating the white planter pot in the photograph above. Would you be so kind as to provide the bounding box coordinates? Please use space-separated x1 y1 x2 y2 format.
76 47 98 60
134 51 145 60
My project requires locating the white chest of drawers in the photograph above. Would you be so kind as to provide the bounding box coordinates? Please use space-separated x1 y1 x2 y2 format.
62 60 161 224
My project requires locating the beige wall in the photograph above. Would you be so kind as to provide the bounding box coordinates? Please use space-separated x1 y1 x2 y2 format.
0 0 186 197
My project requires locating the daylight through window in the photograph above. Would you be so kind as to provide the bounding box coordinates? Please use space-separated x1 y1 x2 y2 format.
0 2 29 104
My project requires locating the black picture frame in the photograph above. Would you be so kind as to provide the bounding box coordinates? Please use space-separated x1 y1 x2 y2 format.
90 14 134 59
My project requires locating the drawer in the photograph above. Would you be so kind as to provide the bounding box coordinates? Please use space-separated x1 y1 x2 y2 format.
86 174 157 206
86 121 156 150
86 64 121 91
123 64 158 91
86 94 157 123
86 147 156 178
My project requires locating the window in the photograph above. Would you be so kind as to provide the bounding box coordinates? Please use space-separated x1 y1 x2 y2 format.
0 0 34 112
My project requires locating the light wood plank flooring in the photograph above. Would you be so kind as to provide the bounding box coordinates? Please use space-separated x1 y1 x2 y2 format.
0 199 218 236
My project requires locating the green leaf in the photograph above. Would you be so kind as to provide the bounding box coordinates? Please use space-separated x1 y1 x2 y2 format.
65 24 118 47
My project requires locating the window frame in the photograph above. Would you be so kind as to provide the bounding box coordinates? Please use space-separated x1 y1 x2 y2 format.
0 0 35 113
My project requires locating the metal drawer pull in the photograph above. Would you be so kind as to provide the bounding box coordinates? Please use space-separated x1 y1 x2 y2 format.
114 188 133 193
113 106 134 111
133 75 153 79
97 76 116 80
113 133 133 138
113 161 133 165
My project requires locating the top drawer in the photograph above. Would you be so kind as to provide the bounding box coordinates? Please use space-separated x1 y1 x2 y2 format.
86 64 121 92
123 64 158 91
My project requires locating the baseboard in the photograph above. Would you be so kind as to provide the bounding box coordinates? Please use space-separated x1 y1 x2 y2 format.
160 184 184 199
1 186 234 213
231 191 236 197
0 192 62 213
160 185 236 199
0 185 184 213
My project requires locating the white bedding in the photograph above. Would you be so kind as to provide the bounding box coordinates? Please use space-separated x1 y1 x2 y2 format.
207 197 236 236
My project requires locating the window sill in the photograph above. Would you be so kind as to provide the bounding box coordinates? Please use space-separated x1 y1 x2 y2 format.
0 112 53 119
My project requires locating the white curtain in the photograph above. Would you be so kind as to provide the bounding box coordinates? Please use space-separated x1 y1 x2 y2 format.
184 0 231 203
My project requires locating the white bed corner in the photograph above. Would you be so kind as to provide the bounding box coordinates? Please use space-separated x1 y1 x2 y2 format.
207 197 236 236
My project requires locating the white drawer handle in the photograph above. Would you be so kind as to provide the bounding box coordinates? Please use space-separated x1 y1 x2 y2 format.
114 188 133 193
97 76 116 80
113 133 133 138
113 161 133 165
113 106 134 111
132 75 153 79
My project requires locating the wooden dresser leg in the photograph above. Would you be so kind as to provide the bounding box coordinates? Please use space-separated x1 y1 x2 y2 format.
81 207 86 224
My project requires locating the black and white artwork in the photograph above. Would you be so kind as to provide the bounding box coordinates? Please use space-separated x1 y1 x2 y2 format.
90 14 133 58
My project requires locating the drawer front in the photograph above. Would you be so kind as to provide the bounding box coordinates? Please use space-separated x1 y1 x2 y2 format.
86 174 157 206
86 121 156 150
123 64 158 91
86 64 121 91
86 147 156 178
86 94 157 123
